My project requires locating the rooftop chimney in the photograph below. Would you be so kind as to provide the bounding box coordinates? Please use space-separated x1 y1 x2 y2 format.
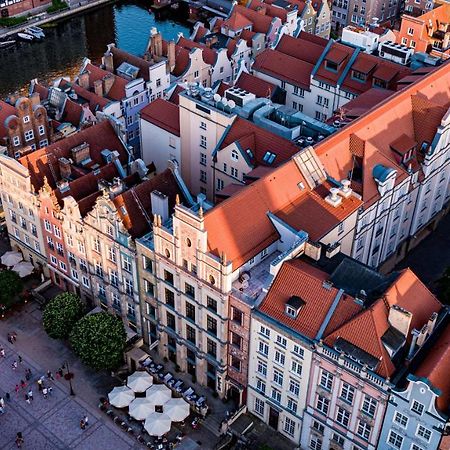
58 157 72 180
71 142 91 165
150 30 163 57
325 187 342 207
151 190 169 224
103 46 115 73
30 92 41 107
57 180 70 193
93 79 104 97
304 241 321 260
388 305 412 337
167 40 176 73
109 177 125 197
78 71 90 90
103 74 115 96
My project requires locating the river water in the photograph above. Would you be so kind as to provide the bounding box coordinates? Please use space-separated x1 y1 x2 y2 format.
0 0 191 97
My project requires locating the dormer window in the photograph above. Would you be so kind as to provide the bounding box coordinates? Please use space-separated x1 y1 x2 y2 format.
325 60 338 72
373 77 387 89
352 70 366 82
285 295 305 318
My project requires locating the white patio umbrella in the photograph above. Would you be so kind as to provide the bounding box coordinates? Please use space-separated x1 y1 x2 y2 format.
108 386 135 408
128 397 155 420
1 251 22 267
127 371 153 393
163 397 190 422
145 384 172 406
144 412 172 437
12 261 34 278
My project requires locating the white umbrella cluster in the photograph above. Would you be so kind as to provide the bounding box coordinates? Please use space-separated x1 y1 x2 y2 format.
1 251 22 267
12 261 34 278
108 372 191 438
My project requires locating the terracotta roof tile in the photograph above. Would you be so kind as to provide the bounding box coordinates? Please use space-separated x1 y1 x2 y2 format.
233 5 276 34
235 72 276 99
62 99 83 127
276 33 325 65
109 46 152 82
0 100 16 139
222 11 253 31
84 63 127 101
297 30 328 46
140 99 180 136
178 37 217 66
253 48 313 89
204 160 309 268
414 323 450 412
240 29 257 45
168 85 185 105
259 258 362 339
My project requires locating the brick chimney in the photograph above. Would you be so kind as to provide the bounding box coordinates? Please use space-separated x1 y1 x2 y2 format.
58 157 72 179
102 74 115 96
150 30 163 57
30 92 41 107
388 305 412 337
71 142 90 164
167 40 176 72
93 79 104 97
103 47 115 73
78 71 90 90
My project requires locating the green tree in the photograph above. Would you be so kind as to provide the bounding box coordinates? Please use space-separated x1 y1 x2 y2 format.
438 266 450 305
0 270 23 311
70 312 126 370
43 292 83 339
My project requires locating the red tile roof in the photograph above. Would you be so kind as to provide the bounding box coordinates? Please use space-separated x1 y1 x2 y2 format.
83 63 128 101
420 340 450 405
32 82 49 101
297 30 328 46
109 46 152 82
276 33 326 65
59 79 111 111
162 41 190 77
140 99 180 136
253 48 313 89
233 5 276 34
20 121 128 193
240 29 258 45
275 182 362 241
177 37 217 66
324 269 442 378
62 99 83 127
0 100 16 139
114 168 185 238
168 85 185 105
204 159 309 268
259 258 362 339
235 72 277 99
219 117 300 166
222 11 253 31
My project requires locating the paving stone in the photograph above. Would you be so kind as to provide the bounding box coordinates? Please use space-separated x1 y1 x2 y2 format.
5 428 62 450
72 425 132 450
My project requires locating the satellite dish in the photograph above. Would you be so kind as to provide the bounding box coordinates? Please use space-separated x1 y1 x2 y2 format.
221 97 229 107
228 99 236 109
213 93 221 102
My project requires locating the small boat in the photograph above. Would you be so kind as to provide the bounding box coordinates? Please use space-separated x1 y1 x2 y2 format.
25 26 45 39
17 32 34 42
0 40 15 48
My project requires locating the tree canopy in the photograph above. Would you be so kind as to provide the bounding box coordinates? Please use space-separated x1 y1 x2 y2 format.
0 270 23 310
43 292 83 339
70 312 126 370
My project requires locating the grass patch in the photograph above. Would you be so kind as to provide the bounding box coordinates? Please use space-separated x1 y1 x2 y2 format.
0 16 27 27
47 0 69 14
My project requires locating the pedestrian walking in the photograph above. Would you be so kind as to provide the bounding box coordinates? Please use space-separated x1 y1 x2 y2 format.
5 392 10 401
25 369 31 381
47 370 54 381
56 367 63 379
18 355 22 363
27 389 33 401
42 387 48 399
12 360 18 370
37 379 43 391
0 397 4 408
80 419 86 430
0 406 4 415
7 333 13 344
20 380 26 389
47 386 53 395
15 384 20 394
25 394 30 405
0 346 5 357
83 415 88 426
15 432 24 448
11 332 17 342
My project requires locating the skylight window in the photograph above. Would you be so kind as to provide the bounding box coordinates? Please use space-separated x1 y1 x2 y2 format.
246 148 254 158
263 151 276 164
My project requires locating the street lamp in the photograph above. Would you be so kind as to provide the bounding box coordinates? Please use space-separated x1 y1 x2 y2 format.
63 361 75 396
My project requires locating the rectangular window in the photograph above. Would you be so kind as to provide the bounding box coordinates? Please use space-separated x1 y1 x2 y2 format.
207 338 217 357
283 417 295 437
291 360 302 376
164 270 174 285
411 400 424 415
206 315 217 336
230 355 241 371
257 360 267 376
271 388 281 403
200 153 207 165
110 270 118 287
258 341 269 356
186 324 196 344
231 167 238 178
276 335 287 347
416 425 432 442
273 369 283 386
336 406 350 427
232 308 243 325
200 135 207 148
165 289 175 308
24 129 34 142
207 296 217 313
166 312 176 330
185 283 195 299
340 383 355 404
260 325 270 337
200 170 207 183
217 178 224 191
293 345 304 358
387 430 403 449
310 437 322 450
362 395 377 417
53 225 61 238
254 398 264 416
274 350 285 366
256 378 266 393
186 301 196 321
287 397 298 414
357 421 371 440
82 276 90 288
320 370 333 390
122 255 132 272
289 379 300 396
316 395 329 415
393 411 408 428
44 219 51 232
124 278 133 296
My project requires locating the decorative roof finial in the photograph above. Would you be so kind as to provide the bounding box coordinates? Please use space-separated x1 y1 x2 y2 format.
198 206 203 219
175 194 180 205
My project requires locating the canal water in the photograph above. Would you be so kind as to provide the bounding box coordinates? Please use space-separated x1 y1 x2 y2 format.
0 0 191 97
